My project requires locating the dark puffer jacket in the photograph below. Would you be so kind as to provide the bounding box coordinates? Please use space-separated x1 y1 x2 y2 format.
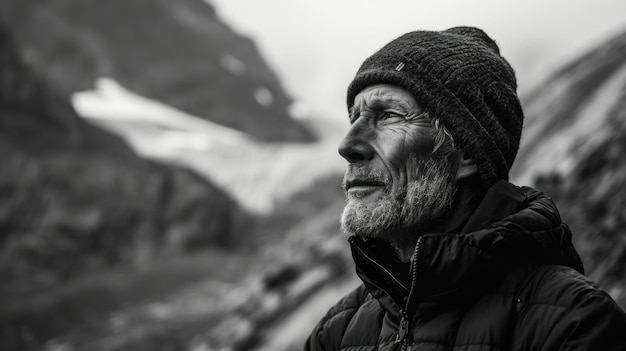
305 181 626 350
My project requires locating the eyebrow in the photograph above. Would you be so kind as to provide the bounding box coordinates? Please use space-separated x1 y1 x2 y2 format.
350 96 419 117
369 96 412 110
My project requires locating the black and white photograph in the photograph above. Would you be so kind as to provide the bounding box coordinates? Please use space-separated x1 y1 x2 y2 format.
1 1 625 350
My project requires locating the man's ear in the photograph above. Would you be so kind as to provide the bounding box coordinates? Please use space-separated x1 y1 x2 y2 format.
456 152 478 180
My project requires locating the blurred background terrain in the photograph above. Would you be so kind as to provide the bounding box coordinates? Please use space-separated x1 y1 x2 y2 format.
0 1 625 350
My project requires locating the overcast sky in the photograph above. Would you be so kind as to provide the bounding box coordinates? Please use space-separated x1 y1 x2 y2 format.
207 1 626 121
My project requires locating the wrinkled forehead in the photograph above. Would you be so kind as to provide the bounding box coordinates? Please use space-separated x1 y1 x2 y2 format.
351 84 423 113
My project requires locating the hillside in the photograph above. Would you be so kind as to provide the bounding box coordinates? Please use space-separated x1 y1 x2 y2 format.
71 77 347 214
0 23 251 350
510 28 626 307
0 0 314 142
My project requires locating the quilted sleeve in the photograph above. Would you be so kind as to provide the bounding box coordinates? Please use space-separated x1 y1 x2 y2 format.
304 285 368 351
515 266 626 351
540 289 626 350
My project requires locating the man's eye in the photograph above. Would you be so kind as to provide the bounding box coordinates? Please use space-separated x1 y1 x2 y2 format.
381 111 404 120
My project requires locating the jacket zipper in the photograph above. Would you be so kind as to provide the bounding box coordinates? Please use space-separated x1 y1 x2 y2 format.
395 310 410 350
395 236 424 351
352 242 410 296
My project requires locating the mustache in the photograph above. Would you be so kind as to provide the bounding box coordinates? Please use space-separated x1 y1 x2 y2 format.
341 166 390 190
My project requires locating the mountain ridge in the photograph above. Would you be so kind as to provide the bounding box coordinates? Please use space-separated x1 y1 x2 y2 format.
0 23 248 295
0 0 314 142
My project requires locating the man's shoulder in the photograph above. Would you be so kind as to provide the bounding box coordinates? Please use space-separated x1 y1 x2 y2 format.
514 264 622 314
319 284 374 326
305 284 381 350
510 264 626 349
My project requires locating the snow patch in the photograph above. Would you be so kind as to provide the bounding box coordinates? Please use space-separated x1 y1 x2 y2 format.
72 78 346 213
220 54 246 76
254 86 274 107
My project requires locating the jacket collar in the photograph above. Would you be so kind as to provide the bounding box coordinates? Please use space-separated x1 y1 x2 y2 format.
350 180 584 314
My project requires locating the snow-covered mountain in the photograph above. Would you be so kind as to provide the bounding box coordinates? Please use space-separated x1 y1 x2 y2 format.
0 0 314 142
73 78 347 213
0 23 249 293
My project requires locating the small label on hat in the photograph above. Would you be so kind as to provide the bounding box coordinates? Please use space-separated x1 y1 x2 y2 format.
395 62 405 71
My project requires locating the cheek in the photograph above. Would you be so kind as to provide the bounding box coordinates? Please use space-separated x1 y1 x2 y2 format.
385 127 434 159
378 128 435 182
404 127 436 156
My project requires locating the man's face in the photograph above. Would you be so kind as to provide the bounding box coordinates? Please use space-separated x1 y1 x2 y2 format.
339 84 458 245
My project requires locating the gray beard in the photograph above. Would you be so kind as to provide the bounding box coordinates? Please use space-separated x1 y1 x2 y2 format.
340 157 457 249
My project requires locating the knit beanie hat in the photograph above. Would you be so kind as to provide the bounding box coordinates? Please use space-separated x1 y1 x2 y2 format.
347 26 523 189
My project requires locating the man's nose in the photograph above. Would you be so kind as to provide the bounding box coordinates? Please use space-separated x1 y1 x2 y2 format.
338 117 375 163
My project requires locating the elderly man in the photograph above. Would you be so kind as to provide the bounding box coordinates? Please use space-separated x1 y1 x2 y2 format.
305 27 626 351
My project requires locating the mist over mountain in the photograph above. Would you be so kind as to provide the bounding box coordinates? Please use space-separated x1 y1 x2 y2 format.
0 0 314 142
72 78 346 213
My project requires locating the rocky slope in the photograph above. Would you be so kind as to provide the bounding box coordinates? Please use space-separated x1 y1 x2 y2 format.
0 21 248 325
0 0 314 142
510 28 626 307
